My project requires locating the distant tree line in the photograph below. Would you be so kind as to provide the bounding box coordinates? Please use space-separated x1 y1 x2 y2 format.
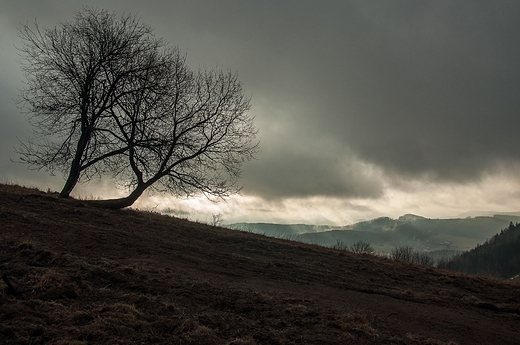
437 222 520 278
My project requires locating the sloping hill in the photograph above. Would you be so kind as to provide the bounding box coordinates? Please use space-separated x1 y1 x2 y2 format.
1 184 519 344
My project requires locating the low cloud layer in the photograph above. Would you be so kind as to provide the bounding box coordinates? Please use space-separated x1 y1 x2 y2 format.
2 1 520 222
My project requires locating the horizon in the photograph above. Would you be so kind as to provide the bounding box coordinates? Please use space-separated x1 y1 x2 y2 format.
223 211 520 226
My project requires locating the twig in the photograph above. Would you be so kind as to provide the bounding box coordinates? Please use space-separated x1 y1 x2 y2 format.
2 274 17 296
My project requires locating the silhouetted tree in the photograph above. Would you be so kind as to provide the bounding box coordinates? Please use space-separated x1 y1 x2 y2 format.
17 8 167 198
391 245 433 266
349 241 375 254
332 239 349 251
391 245 415 262
88 65 256 209
17 8 258 208
412 252 434 266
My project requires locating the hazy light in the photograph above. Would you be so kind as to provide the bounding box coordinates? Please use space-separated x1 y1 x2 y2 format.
130 168 520 226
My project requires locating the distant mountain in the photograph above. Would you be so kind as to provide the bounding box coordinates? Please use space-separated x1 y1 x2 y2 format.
298 214 520 253
227 223 331 237
456 210 520 218
230 214 520 255
439 222 520 279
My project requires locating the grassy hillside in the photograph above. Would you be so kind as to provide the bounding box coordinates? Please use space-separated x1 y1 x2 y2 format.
1 184 520 344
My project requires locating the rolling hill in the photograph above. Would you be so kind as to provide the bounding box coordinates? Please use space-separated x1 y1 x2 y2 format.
1 184 520 344
232 214 520 255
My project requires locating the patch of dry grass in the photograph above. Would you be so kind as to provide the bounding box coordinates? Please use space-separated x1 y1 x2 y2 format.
1 183 519 345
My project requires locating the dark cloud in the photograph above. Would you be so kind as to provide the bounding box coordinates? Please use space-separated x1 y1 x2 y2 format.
2 0 520 206
242 141 384 200
292 1 520 182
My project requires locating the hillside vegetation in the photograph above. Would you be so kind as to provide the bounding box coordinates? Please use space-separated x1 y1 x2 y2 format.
1 184 520 344
440 222 520 278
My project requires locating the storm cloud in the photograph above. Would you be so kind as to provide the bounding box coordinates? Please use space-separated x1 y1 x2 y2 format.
2 1 520 222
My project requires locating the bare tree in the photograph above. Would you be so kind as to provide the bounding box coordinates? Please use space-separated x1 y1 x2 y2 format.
412 252 434 266
332 239 349 251
89 62 257 209
211 214 224 227
391 245 433 266
17 8 169 198
390 245 415 262
18 8 258 209
349 241 375 254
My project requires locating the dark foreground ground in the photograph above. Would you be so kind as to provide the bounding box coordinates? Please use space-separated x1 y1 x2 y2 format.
1 184 519 344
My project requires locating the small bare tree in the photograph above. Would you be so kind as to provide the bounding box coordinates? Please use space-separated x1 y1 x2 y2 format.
17 8 258 209
391 245 433 266
349 241 375 254
211 214 224 227
390 245 415 262
412 252 434 266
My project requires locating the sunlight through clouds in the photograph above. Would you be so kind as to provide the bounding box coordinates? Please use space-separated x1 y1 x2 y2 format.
131 167 520 226
2 1 520 224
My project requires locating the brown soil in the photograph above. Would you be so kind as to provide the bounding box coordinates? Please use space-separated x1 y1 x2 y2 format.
1 183 519 344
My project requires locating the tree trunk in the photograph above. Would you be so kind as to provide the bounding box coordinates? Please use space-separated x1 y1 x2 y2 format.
59 133 90 198
86 183 148 209
59 164 81 198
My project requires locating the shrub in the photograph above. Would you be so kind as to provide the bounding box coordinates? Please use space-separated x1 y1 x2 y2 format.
413 252 434 266
332 239 349 251
349 241 375 254
391 246 433 266
391 245 415 262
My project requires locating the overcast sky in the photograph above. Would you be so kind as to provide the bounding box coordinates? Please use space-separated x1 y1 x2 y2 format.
2 1 520 225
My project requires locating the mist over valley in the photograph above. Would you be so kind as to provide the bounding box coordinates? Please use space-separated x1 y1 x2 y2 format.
230 213 520 259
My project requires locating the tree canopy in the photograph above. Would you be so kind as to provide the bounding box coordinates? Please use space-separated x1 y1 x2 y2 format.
17 8 258 208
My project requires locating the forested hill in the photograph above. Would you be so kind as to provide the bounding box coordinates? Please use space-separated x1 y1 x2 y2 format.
439 222 520 278
231 214 520 254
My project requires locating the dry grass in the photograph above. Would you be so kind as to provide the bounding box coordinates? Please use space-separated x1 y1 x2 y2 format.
406 333 460 345
1 183 519 344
